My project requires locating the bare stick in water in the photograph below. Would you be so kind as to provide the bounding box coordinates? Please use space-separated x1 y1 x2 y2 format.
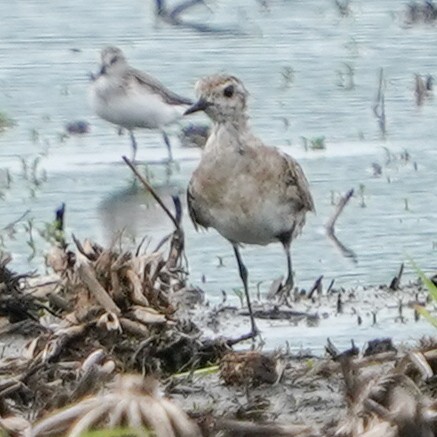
389 263 404 291
373 68 386 136
122 156 179 230
307 275 323 299
325 189 357 262
326 189 354 236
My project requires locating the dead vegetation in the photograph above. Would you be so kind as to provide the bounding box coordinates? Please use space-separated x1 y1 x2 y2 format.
31 374 202 437
404 1 437 25
334 343 437 436
0 211 242 414
0 231 437 436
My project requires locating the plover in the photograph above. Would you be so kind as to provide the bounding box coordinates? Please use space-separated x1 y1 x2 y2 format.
89 46 192 161
185 75 315 336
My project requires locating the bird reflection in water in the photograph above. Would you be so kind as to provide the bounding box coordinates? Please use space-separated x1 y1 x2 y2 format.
98 175 184 247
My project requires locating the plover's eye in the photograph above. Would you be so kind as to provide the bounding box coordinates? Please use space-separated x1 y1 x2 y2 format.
223 85 234 98
110 56 118 65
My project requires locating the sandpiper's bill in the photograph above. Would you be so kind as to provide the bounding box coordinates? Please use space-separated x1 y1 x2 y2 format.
185 74 315 336
89 46 192 161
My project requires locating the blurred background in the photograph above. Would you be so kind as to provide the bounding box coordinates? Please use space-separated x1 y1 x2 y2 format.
0 0 436 319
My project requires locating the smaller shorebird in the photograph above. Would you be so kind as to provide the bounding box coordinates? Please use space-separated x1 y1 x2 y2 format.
185 75 314 336
89 46 192 161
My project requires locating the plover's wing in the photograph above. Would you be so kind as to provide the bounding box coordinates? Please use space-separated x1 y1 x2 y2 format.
283 154 315 213
129 68 193 106
186 182 207 231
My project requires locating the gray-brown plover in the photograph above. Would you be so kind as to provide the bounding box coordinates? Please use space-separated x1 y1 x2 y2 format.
185 74 315 336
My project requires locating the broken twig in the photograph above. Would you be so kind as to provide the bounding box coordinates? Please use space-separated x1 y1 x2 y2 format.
325 189 354 235
325 189 357 262
77 263 121 314
389 263 404 291
122 156 179 230
308 275 323 299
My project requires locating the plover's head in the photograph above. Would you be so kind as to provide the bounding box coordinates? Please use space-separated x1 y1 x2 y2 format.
99 46 128 76
185 75 249 123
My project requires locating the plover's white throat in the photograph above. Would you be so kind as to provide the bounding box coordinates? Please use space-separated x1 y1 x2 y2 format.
185 74 315 336
89 46 192 161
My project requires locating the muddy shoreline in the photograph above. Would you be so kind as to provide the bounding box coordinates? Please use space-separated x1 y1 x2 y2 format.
0 219 436 437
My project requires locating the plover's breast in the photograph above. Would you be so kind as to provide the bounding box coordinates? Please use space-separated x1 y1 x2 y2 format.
207 198 305 246
190 155 306 246
90 76 186 130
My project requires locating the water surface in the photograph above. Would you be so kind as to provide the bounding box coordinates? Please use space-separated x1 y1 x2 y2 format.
1 0 436 350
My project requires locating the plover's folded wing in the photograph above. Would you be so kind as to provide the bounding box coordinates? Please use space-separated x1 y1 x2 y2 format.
282 153 316 213
130 68 193 106
186 182 208 231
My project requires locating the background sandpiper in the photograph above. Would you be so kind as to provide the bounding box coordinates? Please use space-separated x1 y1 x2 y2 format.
89 46 193 161
185 74 315 336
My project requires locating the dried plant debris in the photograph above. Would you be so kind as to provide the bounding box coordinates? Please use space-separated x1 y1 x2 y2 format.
363 338 397 357
1 223 437 436
335 355 437 436
0 414 31 437
404 0 437 24
219 351 278 386
0 233 244 419
64 120 91 135
0 255 49 333
34 233 231 373
31 374 202 437
212 419 320 437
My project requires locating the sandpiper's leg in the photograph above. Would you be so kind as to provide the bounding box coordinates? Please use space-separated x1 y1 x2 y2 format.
162 131 174 162
129 130 138 162
232 244 258 337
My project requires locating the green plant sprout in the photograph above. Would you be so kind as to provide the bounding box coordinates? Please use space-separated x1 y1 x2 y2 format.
301 136 326 151
411 260 437 328
39 221 65 247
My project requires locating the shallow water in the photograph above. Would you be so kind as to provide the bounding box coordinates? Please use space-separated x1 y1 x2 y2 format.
1 0 437 350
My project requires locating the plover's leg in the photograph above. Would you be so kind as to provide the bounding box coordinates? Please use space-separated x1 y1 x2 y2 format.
283 242 294 291
129 130 138 162
232 244 259 338
162 131 174 162
277 234 294 303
